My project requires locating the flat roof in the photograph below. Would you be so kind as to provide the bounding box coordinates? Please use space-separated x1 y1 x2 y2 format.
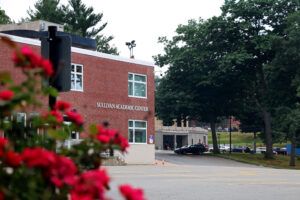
0 33 154 68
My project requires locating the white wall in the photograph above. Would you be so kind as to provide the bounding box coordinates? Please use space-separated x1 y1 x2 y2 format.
124 144 155 164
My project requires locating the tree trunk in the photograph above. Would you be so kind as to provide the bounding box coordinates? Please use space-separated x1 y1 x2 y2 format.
289 135 296 167
263 109 273 159
210 120 220 154
183 117 187 127
176 116 181 127
253 132 257 154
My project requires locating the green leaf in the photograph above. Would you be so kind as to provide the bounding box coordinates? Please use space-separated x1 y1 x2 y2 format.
0 71 12 84
89 124 98 135
43 86 58 97
48 129 69 140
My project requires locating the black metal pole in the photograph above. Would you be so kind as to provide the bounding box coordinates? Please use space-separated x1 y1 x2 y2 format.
48 26 57 110
229 116 232 154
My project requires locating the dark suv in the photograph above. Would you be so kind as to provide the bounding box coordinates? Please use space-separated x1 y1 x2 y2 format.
174 144 206 155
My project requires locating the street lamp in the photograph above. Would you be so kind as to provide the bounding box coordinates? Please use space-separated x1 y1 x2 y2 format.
125 40 136 58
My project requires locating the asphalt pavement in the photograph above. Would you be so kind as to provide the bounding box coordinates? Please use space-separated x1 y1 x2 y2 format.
155 150 258 167
106 150 300 200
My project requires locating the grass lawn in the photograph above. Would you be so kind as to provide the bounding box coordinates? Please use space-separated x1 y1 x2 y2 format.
208 132 286 148
215 153 300 170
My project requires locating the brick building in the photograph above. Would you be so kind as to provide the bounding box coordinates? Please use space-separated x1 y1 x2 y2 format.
0 29 155 164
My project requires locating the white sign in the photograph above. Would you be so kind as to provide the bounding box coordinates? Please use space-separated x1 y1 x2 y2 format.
96 102 149 112
149 135 154 144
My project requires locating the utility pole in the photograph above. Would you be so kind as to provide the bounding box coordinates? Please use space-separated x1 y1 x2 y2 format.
229 116 232 154
48 26 58 110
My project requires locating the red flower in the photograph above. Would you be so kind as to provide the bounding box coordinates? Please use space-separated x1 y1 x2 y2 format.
40 59 54 77
0 190 3 200
97 135 110 144
0 90 14 101
66 111 84 126
49 110 64 123
0 138 8 157
96 125 113 144
5 151 22 167
112 132 129 152
117 136 130 152
13 46 54 77
70 169 110 200
47 156 77 188
95 125 129 151
22 147 56 168
55 101 71 111
119 184 145 200
13 46 40 68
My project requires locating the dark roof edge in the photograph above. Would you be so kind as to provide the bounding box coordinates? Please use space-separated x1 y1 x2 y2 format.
0 29 96 50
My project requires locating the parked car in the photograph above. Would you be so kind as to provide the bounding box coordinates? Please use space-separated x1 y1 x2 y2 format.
232 146 251 153
209 145 230 153
255 147 277 154
220 145 230 153
174 144 206 155
273 147 287 155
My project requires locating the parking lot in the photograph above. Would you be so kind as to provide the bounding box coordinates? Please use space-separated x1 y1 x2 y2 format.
106 151 300 200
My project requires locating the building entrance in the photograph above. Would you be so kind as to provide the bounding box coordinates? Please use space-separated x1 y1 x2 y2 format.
176 135 188 148
163 135 174 150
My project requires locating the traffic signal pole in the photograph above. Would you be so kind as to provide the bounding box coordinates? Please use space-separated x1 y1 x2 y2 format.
41 26 71 110
48 26 58 110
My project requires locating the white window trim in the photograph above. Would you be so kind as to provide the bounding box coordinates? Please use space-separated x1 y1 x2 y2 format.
71 63 84 92
128 72 147 99
128 120 147 144
16 112 26 126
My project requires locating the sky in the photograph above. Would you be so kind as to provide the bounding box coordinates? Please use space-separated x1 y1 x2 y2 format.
0 0 225 74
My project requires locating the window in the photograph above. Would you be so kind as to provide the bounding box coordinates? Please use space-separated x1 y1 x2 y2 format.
128 120 147 143
63 121 80 140
16 112 26 126
128 73 147 98
71 64 83 91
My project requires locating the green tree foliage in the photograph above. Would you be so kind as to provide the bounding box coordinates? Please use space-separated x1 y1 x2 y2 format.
220 0 300 159
95 35 119 55
155 17 247 153
155 0 300 158
27 0 65 24
270 11 300 166
0 6 12 24
63 0 106 38
27 0 118 54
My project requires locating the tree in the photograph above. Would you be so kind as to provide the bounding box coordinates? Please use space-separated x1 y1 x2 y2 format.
155 75 192 126
27 0 118 54
221 0 300 159
63 0 106 38
64 0 118 54
155 17 247 153
95 35 119 55
0 6 12 24
27 0 65 24
269 11 300 166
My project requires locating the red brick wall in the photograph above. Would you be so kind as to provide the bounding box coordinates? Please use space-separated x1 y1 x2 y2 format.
0 38 155 143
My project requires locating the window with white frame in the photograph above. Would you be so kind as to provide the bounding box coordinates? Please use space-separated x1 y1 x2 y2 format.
16 112 26 126
128 120 147 143
128 73 147 98
71 64 83 91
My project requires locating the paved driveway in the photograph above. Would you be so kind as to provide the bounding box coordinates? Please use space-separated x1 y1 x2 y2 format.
155 150 257 167
106 151 300 200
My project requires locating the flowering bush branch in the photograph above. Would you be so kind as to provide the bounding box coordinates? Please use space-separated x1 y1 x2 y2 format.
0 36 145 200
